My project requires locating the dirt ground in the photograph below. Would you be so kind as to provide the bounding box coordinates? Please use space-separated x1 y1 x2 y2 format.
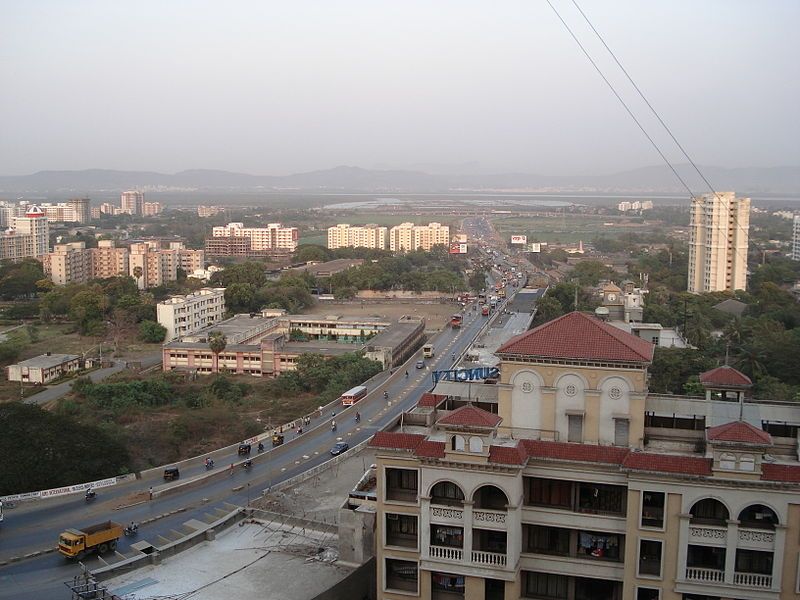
303 299 460 330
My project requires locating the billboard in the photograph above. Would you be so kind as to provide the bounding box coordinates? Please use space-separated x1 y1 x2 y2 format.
527 243 541 253
449 243 468 254
510 235 527 245
453 234 467 243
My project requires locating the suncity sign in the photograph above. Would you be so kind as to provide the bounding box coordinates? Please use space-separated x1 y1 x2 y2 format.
432 366 500 384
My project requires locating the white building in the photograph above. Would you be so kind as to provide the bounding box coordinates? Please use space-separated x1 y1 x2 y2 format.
7 353 81 384
0 206 50 261
157 288 227 341
211 222 299 252
389 222 450 252
120 190 145 215
792 215 800 261
688 192 750 294
327 223 388 249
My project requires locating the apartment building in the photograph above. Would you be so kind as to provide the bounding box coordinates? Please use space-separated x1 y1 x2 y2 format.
91 240 130 279
99 202 120 215
792 215 800 261
197 205 223 217
156 288 226 341
129 241 177 289
389 222 450 252
370 312 800 600
121 190 145 215
211 222 299 252
687 192 750 294
166 241 205 272
327 223 388 249
0 206 50 261
43 241 92 285
142 201 163 216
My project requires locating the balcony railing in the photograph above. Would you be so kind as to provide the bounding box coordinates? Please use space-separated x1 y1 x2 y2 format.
473 509 507 527
688 525 727 546
431 506 464 521
738 528 775 550
471 550 507 567
733 572 772 589
429 545 463 561
685 566 724 583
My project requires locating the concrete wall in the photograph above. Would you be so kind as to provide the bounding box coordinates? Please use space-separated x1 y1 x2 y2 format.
311 557 376 600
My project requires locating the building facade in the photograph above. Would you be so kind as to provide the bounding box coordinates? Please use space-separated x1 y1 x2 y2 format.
43 241 92 285
157 288 226 341
7 353 81 384
129 241 177 289
389 222 450 252
0 206 50 261
211 222 299 252
328 223 388 250
370 312 800 600
91 240 130 279
142 201 163 216
120 190 145 215
792 215 800 262
687 192 750 294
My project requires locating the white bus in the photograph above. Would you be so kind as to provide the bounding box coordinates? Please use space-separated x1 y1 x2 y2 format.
423 344 435 358
340 385 368 406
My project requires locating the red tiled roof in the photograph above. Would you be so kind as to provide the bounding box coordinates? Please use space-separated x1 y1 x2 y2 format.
707 421 772 445
622 452 712 476
489 445 528 465
762 463 800 483
415 440 446 459
521 439 629 465
368 431 425 451
496 311 654 363
417 393 446 408
437 405 502 428
700 366 752 387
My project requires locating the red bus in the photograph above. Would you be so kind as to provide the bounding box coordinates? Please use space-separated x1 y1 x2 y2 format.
340 385 368 406
450 314 463 328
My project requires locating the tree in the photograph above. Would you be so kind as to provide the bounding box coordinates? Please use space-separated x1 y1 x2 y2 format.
225 282 257 314
468 271 487 293
210 261 267 288
69 287 108 335
208 331 227 372
139 320 167 343
0 259 45 299
532 296 564 326
293 244 331 263
132 266 143 288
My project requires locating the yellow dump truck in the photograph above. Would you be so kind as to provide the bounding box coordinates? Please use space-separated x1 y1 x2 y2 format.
58 521 123 559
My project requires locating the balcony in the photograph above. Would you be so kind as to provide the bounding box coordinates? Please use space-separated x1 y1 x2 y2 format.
685 566 724 583
430 545 463 561
473 509 507 529
472 550 507 567
738 528 775 551
733 572 772 589
688 525 727 546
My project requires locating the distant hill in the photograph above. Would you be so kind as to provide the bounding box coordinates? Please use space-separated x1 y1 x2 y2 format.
0 164 797 195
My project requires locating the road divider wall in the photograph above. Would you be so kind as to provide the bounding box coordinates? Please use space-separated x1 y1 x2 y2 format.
0 473 136 503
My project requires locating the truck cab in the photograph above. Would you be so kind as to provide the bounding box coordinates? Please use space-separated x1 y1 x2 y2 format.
58 521 123 559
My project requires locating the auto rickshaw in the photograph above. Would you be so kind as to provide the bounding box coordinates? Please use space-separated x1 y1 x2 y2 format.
271 433 284 447
237 443 252 456
163 466 180 481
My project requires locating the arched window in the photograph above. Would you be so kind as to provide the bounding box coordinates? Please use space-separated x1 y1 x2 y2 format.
719 453 736 470
450 435 465 451
472 485 508 510
690 498 729 526
430 481 465 506
738 504 778 530
739 454 755 472
468 436 483 453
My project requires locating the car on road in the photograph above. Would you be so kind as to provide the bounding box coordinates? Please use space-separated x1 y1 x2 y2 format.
163 466 180 481
415 360 425 369
330 441 349 456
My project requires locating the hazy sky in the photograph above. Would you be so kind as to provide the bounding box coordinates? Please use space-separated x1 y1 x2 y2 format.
1 0 798 176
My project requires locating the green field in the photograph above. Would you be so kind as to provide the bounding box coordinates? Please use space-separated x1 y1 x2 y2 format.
492 215 655 244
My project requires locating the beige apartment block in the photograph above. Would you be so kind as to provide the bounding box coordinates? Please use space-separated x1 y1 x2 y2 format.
688 192 750 294
129 241 178 289
157 287 226 341
43 241 92 285
121 190 145 215
389 222 450 252
90 240 130 279
212 222 299 252
370 312 800 600
327 223 388 249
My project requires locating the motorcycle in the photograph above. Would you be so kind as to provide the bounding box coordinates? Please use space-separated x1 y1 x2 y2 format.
383 391 389 400
84 490 97 502
124 524 139 537
205 459 214 470
355 412 361 423
257 442 264 453
331 421 337 432
242 459 253 469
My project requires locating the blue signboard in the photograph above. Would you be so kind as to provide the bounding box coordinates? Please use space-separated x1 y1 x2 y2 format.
432 366 500 384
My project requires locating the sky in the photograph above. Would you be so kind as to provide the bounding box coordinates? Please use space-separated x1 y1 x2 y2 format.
0 0 798 176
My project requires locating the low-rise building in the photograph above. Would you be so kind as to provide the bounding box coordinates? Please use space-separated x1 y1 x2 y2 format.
7 353 81 384
157 288 227 341
370 312 800 600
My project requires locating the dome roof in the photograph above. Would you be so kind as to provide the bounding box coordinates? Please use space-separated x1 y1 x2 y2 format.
25 205 45 217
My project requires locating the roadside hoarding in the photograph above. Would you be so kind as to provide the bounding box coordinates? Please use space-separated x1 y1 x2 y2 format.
510 235 527 245
449 243 468 254
527 242 541 253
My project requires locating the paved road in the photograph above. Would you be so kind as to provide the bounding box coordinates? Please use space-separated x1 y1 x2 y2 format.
23 352 163 406
0 297 507 600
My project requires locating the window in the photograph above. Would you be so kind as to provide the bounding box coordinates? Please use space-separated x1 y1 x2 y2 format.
641 491 665 529
577 482 626 515
689 498 728 526
523 571 567 599
525 477 572 509
738 504 778 530
469 436 483 452
614 418 629 447
525 525 569 556
431 525 463 548
451 435 465 451
386 513 417 548
739 454 755 472
736 549 773 575
568 414 583 443
431 481 465 506
386 468 418 502
719 453 736 470
578 530 623 561
636 588 660 600
432 572 465 596
575 578 620 600
385 558 418 593
473 485 508 510
473 529 507 553
687 545 725 570
638 540 662 577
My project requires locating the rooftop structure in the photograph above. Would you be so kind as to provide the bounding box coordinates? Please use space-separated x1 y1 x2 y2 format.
7 353 81 385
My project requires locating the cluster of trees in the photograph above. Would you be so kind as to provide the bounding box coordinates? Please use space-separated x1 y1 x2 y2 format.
39 275 165 345
0 402 130 495
0 258 45 300
210 262 315 314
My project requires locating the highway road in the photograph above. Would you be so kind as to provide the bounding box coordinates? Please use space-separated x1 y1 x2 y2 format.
0 294 508 599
